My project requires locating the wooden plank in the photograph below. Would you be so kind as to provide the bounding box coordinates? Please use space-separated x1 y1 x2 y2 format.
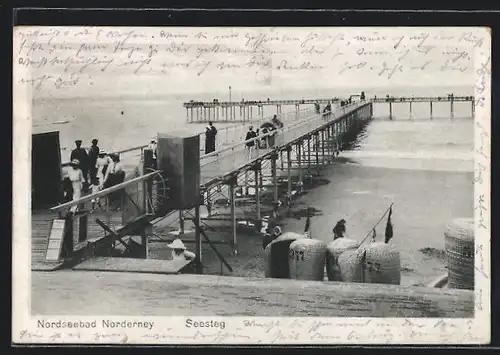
32 272 474 317
45 219 66 262
73 257 192 275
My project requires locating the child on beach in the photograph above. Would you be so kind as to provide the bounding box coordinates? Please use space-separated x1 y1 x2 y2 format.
90 176 102 210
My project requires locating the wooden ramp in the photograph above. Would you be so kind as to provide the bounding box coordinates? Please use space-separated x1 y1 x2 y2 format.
31 210 122 270
32 272 474 317
73 257 193 275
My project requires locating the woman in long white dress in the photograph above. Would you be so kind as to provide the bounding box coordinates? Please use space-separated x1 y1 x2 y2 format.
67 159 85 213
95 150 111 189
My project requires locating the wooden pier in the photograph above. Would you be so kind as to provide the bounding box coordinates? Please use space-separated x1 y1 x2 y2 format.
183 98 340 123
32 101 370 272
370 95 475 120
30 95 476 318
32 94 476 272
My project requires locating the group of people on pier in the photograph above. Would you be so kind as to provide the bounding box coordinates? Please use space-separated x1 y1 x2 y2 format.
243 114 285 159
63 139 125 212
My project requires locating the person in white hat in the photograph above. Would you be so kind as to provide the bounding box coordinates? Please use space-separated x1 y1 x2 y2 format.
67 159 85 213
167 238 196 262
95 149 111 189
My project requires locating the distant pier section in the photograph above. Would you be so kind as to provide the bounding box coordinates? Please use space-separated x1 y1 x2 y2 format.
371 95 475 119
184 95 475 123
183 98 340 123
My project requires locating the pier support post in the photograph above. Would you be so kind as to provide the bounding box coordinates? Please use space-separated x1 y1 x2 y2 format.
228 175 237 255
179 210 184 235
321 130 326 164
297 141 303 185
451 99 454 118
306 136 312 179
270 153 279 203
389 102 393 120
141 223 151 259
471 101 475 117
194 203 202 274
314 133 320 172
78 215 88 243
430 101 433 119
409 101 413 118
254 163 261 220
286 146 292 205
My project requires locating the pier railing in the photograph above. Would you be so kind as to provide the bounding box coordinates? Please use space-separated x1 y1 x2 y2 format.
199 101 365 185
183 98 340 108
44 170 167 259
60 107 316 173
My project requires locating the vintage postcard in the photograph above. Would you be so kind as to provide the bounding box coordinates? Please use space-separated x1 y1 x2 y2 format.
12 25 490 344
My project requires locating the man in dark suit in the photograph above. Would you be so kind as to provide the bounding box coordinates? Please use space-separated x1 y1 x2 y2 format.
88 138 100 181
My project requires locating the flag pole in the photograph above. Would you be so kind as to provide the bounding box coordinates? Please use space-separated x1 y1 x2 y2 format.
357 203 394 248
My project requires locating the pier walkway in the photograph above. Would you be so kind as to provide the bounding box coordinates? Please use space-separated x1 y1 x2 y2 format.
183 95 474 123
32 101 367 271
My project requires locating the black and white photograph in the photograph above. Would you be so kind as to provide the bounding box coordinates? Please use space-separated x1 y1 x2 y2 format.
12 21 490 344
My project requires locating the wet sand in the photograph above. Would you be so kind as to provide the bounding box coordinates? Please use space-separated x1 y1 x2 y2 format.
148 160 472 287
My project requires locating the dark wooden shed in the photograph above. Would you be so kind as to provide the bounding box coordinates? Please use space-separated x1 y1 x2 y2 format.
32 129 62 210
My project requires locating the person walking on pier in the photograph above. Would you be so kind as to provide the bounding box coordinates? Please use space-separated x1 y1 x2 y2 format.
245 126 257 159
271 114 284 129
67 159 85 213
314 101 321 114
205 121 217 154
88 139 100 182
323 101 332 114
70 140 89 186
104 154 125 210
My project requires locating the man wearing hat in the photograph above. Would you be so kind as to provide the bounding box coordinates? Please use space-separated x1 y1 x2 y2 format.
96 149 110 189
70 140 89 185
88 139 100 182
167 239 196 262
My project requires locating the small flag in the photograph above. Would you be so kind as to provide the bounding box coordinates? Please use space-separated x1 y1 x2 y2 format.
371 229 377 243
304 215 311 233
384 206 394 244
